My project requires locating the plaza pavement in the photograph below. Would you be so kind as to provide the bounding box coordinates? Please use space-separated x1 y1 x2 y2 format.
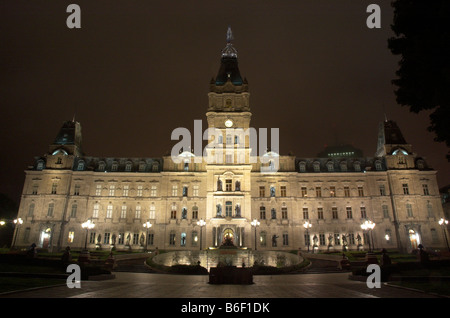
0 271 442 299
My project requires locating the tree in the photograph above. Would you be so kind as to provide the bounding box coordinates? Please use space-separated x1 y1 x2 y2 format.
388 0 450 160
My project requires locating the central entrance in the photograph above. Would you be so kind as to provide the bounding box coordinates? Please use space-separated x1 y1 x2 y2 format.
222 228 234 245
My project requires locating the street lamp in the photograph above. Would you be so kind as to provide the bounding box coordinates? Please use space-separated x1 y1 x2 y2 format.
439 218 450 252
197 219 206 250
79 219 95 263
251 219 260 250
12 218 23 248
143 221 152 252
361 220 376 252
303 221 312 252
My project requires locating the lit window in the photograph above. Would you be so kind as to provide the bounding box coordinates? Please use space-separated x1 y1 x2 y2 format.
106 205 113 218
135 205 141 219
68 231 75 243
137 185 143 197
109 185 115 196
123 185 129 196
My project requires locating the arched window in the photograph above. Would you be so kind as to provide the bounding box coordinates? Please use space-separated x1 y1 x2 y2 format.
180 232 186 246
340 161 347 172
111 161 118 171
98 161 106 171
139 162 146 172
354 161 361 172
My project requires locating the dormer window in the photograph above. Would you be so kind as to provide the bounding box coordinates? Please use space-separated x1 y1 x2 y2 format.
98 161 106 171
326 161 334 172
299 162 306 172
125 162 132 172
313 161 320 172
36 160 45 171
77 160 85 171
111 162 118 171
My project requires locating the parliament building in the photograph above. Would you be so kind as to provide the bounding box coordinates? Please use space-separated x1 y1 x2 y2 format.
14 29 447 254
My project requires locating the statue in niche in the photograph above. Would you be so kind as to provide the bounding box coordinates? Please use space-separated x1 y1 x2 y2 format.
272 235 279 247
181 208 187 219
216 204 222 217
356 234 362 250
270 187 276 197
217 178 223 191
235 181 241 191
235 204 241 217
126 233 131 246
327 234 333 251
139 233 145 246
271 208 276 219
342 234 348 251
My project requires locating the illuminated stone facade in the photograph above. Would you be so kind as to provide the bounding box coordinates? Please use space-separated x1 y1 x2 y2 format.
14 29 447 254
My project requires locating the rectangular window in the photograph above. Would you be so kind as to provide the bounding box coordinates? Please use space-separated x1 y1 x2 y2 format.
89 232 96 244
68 231 75 243
193 185 199 197
379 184 386 196
344 186 350 197
301 187 308 197
360 206 367 219
317 207 324 220
133 233 139 245
422 184 430 195
260 206 266 220
329 186 336 197
358 186 364 197
123 185 129 196
28 203 35 217
121 205 127 219
406 204 413 217
118 233 124 245
169 233 176 246
93 204 99 218
427 203 434 218
192 207 198 219
303 208 309 220
403 184 409 195
148 233 154 246
346 206 353 219
135 206 141 219
304 234 310 246
319 234 326 246
151 185 157 197
137 185 143 197
382 205 389 218
109 185 115 196
259 186 265 197
280 186 287 197
172 185 178 197
332 207 338 219
47 203 54 217
149 206 156 219
316 187 322 198
226 154 233 164
74 184 80 196
281 207 288 219
106 205 113 219
225 179 232 191
51 183 57 194
70 204 77 218
334 233 340 245
104 233 110 244
348 233 355 245
32 184 39 195
171 206 177 219
283 234 289 246
95 185 102 196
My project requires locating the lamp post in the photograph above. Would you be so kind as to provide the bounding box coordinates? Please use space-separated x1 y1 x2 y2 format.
12 218 23 248
303 221 312 252
251 219 260 250
79 219 95 263
439 218 450 252
143 221 152 252
361 220 376 252
197 219 206 250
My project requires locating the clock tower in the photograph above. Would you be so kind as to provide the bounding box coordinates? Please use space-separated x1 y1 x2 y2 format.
204 27 253 248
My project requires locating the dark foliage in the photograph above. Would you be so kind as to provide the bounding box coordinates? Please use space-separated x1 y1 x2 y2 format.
388 0 450 160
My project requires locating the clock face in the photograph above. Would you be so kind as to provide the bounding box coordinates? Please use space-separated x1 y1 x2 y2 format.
225 119 233 128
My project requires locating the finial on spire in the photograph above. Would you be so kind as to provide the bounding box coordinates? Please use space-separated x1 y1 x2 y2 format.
226 26 233 43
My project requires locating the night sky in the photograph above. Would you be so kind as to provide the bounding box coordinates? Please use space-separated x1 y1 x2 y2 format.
1 0 449 204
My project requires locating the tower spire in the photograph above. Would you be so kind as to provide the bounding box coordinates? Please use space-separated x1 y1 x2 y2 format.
226 26 234 43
